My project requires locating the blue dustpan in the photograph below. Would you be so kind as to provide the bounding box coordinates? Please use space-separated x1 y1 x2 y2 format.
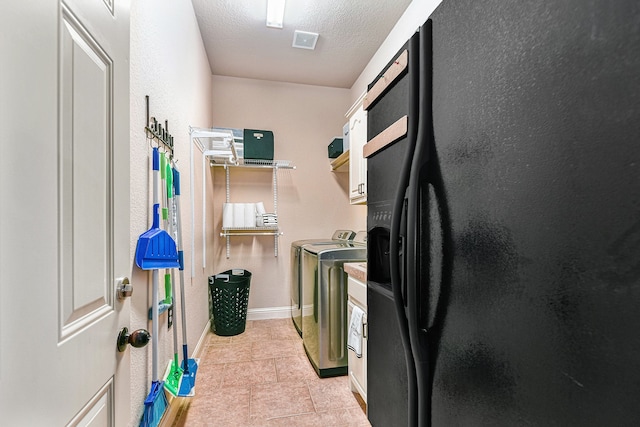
135 204 179 269
135 147 179 270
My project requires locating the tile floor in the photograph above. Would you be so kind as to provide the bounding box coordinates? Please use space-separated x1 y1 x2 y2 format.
172 318 371 427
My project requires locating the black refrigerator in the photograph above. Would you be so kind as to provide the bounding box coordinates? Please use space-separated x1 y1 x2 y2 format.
365 0 640 426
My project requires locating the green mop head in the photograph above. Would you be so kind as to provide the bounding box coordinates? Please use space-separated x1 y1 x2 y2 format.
163 356 184 397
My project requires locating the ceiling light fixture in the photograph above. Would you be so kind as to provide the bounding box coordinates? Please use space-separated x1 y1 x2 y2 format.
266 0 285 28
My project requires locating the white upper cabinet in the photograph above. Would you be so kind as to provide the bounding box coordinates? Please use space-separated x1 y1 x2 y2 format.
346 96 367 205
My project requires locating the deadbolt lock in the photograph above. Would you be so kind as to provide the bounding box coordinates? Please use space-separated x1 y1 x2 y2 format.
116 277 133 300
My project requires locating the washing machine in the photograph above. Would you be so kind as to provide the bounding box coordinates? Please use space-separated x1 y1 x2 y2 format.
290 230 355 336
301 231 367 377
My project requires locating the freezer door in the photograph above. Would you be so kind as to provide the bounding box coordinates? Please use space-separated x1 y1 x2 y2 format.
367 284 409 426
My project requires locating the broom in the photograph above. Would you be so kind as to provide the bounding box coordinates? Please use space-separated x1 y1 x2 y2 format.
140 269 168 427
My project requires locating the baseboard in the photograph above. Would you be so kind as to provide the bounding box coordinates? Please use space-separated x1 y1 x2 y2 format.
192 319 211 358
247 306 292 321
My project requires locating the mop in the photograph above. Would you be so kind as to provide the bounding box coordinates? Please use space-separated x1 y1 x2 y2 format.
173 167 200 397
162 160 184 397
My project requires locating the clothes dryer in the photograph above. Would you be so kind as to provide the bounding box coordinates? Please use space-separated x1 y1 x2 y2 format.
290 230 355 336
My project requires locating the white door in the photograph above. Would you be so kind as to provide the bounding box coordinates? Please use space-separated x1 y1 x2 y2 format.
0 0 131 425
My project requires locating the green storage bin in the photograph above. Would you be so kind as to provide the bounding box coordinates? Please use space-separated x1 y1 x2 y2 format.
208 269 251 336
243 129 274 160
328 138 344 158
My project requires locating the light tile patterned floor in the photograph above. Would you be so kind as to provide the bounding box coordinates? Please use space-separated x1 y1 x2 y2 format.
173 318 370 427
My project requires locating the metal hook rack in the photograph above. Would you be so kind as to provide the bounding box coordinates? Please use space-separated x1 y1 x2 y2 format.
144 95 174 154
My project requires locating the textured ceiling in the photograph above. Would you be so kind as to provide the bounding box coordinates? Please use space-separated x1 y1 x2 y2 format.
191 0 412 88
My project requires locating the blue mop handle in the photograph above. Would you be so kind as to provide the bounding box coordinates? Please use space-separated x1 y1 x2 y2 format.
173 169 185 271
152 204 160 229
152 146 159 171
173 166 190 374
152 147 160 224
173 168 181 196
150 148 160 230
182 345 189 374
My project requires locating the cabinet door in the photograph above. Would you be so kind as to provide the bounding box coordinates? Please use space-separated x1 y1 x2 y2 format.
358 108 368 201
347 299 368 402
349 105 367 204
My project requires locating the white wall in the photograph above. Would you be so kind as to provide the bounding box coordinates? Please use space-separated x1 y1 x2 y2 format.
207 76 367 314
130 0 213 423
350 0 443 103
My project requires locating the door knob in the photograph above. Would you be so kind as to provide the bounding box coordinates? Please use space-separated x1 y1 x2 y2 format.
117 327 150 352
116 277 133 300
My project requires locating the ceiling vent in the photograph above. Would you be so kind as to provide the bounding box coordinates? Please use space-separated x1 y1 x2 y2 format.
292 30 319 50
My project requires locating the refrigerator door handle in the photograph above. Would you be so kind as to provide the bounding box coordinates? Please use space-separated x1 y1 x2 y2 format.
399 207 407 306
389 29 422 427
405 20 433 427
420 160 454 370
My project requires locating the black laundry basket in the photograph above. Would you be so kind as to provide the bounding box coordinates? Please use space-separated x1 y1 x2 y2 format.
208 269 251 336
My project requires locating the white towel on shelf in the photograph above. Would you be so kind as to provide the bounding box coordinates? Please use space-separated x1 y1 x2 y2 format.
233 203 244 227
256 202 266 215
347 305 365 358
222 203 234 228
244 203 256 227
258 213 277 227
